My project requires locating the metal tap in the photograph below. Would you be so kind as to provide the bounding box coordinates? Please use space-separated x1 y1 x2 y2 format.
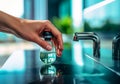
112 33 120 60
73 32 100 58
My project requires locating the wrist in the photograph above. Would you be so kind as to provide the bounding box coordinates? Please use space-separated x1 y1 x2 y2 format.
0 11 23 32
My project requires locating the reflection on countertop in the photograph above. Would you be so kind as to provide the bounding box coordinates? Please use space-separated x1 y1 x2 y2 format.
0 39 120 84
0 46 120 84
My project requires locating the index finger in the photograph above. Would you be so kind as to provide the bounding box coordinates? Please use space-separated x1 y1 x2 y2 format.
45 21 63 52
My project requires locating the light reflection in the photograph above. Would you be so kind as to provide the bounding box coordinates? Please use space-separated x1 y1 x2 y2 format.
0 50 25 72
84 0 115 15
72 41 83 66
39 65 56 84
71 0 83 30
40 65 56 75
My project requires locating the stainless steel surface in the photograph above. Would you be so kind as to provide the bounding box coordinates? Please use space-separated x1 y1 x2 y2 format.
73 32 100 58
112 33 120 60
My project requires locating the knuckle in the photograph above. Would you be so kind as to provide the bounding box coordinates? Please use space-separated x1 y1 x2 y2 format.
44 20 51 25
42 20 51 27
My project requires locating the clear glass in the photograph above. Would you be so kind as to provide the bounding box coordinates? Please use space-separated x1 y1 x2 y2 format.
40 40 56 64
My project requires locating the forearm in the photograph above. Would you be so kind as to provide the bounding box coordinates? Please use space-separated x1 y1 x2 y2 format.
0 11 22 33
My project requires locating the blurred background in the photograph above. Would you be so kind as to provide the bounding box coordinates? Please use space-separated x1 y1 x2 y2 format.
0 0 120 57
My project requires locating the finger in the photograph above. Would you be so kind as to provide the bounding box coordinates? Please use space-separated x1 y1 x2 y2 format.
45 21 63 52
55 35 63 56
34 35 52 51
52 38 60 56
56 35 63 51
52 38 63 57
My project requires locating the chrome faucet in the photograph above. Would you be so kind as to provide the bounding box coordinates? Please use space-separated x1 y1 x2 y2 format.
112 33 120 60
73 32 100 58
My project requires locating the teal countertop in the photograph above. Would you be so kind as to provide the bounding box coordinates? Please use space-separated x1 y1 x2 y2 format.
0 43 120 84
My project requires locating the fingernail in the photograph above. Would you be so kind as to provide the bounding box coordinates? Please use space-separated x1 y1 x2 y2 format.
57 51 62 57
46 45 52 50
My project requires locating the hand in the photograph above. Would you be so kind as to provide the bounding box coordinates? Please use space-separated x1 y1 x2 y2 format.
0 11 63 56
15 19 63 56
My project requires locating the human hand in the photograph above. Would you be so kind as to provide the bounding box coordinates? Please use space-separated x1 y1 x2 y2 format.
15 20 63 56
0 11 63 56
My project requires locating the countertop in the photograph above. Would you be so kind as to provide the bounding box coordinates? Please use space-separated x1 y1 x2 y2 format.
0 41 120 84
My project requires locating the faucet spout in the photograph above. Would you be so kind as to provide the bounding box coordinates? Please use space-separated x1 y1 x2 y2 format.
73 32 100 58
